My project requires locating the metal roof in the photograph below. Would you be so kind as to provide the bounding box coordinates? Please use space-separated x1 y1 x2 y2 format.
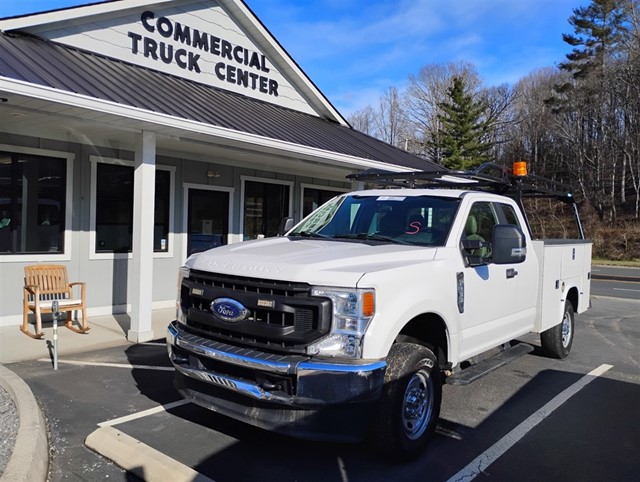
0 32 442 172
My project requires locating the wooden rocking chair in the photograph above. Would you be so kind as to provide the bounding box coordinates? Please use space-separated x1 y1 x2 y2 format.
22 264 90 339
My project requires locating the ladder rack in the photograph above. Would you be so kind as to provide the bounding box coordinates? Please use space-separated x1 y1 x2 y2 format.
347 162 576 204
348 163 585 239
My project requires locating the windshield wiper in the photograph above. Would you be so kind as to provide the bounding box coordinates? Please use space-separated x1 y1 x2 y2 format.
289 231 331 239
333 233 412 245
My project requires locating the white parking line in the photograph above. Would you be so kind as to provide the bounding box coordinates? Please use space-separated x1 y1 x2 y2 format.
613 288 640 292
98 399 191 428
53 357 211 481
447 363 613 482
337 456 349 482
40 359 188 428
37 359 174 371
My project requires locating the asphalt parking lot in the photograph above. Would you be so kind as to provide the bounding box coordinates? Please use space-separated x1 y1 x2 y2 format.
6 295 640 482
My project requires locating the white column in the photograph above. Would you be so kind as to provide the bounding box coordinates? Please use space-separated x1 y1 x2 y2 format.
128 131 156 342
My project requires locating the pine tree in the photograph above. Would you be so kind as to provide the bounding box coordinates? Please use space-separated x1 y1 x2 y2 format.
548 0 627 111
560 0 626 81
430 76 492 170
547 0 630 222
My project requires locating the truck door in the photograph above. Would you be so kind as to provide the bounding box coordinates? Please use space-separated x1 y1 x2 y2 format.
458 201 537 360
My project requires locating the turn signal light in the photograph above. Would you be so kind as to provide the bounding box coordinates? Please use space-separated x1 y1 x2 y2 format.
512 161 528 177
362 291 375 317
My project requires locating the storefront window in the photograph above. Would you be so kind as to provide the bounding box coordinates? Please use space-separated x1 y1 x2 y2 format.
94 162 172 253
302 187 344 217
0 151 66 254
243 180 290 239
96 163 134 253
187 188 229 256
154 169 171 252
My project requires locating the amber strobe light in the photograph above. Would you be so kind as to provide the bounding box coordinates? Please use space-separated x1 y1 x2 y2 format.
513 161 528 177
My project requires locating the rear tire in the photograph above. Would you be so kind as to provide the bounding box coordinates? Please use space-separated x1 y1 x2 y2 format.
541 301 574 359
371 343 442 460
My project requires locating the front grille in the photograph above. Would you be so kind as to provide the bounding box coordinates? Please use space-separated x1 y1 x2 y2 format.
180 270 332 354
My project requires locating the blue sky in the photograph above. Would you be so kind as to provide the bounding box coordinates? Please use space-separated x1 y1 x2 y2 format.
1 0 587 115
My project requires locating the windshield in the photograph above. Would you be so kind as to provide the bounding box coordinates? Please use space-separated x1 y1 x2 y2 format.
290 194 460 247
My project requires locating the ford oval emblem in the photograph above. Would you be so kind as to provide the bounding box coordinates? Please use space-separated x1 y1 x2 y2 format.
211 298 249 323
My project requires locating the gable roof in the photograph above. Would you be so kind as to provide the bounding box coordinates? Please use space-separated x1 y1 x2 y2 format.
0 31 443 171
0 0 443 172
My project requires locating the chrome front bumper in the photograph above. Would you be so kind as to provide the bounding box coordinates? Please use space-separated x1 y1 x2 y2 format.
167 322 387 407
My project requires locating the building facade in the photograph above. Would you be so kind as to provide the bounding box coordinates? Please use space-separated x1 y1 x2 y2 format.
0 0 437 340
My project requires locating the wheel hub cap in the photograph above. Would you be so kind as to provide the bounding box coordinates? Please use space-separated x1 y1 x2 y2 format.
402 370 433 440
561 312 572 348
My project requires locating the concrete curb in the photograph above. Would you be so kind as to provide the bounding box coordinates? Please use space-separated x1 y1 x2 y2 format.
85 426 214 482
0 364 48 482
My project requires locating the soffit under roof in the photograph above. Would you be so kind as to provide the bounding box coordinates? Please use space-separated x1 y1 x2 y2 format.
0 31 442 172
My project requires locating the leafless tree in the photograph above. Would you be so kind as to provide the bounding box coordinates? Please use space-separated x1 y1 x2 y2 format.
342 0 640 257
374 86 410 147
348 105 377 136
403 62 482 161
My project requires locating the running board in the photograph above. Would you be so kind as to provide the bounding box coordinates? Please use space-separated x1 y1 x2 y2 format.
446 343 534 386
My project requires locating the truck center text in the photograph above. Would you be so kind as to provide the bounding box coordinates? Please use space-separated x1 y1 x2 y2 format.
128 11 279 96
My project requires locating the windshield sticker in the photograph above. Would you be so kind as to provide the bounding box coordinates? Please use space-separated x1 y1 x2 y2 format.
377 196 405 201
405 221 422 234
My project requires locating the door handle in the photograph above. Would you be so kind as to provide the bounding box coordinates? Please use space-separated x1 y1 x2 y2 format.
506 268 518 279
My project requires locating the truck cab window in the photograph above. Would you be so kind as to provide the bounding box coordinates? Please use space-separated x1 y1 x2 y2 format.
463 202 497 257
290 195 459 246
500 203 521 228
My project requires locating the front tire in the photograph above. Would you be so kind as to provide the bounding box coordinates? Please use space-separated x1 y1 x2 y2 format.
371 343 442 460
541 301 575 359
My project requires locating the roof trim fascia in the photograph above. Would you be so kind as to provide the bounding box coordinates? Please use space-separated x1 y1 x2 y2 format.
0 76 408 172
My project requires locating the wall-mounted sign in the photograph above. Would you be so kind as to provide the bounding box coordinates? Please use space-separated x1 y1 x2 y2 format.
129 11 279 97
32 1 315 114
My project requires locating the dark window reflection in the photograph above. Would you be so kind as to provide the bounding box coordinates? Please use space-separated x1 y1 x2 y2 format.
154 170 171 252
95 164 172 253
0 151 66 254
243 181 290 240
96 163 134 253
303 188 343 217
187 188 229 256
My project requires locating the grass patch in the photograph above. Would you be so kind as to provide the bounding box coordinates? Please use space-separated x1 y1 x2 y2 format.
592 258 640 268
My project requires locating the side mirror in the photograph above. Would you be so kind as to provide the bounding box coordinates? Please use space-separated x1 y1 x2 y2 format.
460 239 491 267
493 224 527 264
277 217 295 236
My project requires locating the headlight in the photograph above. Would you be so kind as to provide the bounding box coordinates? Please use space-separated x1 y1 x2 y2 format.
176 265 190 326
307 288 375 358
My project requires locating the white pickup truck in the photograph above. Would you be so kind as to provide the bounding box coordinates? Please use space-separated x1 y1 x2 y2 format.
167 163 591 459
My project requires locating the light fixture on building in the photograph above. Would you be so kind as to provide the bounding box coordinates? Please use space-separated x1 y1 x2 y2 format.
206 170 220 178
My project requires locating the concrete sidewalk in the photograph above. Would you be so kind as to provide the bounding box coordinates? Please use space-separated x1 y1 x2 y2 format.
0 309 174 364
0 309 175 482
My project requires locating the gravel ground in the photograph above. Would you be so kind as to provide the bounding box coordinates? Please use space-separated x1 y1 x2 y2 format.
0 384 18 477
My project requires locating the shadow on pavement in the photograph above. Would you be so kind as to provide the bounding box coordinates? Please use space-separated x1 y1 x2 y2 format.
123 341 640 482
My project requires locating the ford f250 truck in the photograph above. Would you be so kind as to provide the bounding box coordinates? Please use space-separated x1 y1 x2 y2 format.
167 163 591 459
